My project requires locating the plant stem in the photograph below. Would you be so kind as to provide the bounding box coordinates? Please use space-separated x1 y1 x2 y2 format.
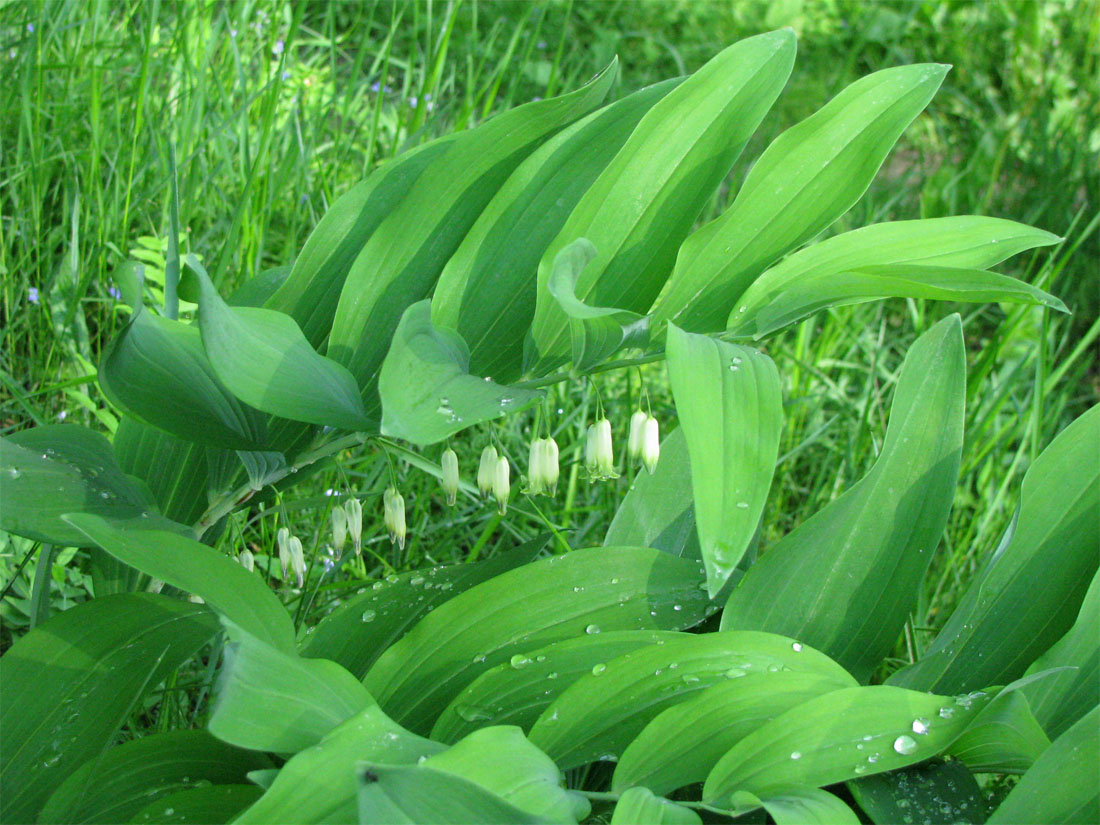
513 352 667 390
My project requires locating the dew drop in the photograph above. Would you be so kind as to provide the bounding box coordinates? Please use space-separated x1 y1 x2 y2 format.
585 624 600 635
790 751 802 760
893 735 918 755
791 642 803 652
360 609 376 622
912 717 931 735
938 706 955 719
591 663 607 676
510 654 532 669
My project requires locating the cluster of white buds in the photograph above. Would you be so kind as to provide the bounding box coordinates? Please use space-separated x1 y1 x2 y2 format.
237 547 255 572
441 447 460 506
526 436 560 496
383 487 406 549
277 527 306 587
585 417 618 481
477 446 498 497
345 497 363 556
627 409 661 474
330 504 347 553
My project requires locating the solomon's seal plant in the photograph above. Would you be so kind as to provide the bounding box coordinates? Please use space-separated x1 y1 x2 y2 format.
2 28 1095 825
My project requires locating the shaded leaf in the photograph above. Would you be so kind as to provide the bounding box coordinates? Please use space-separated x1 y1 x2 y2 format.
129 785 263 825
611 787 702 825
948 690 1050 774
732 787 860 825
848 759 987 825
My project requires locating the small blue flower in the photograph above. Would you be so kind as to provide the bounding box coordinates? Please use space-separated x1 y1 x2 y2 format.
281 70 290 80
27 287 39 304
272 39 284 56
409 96 418 107
230 27 238 38
370 81 381 93
108 285 121 300
537 40 547 50
27 23 35 33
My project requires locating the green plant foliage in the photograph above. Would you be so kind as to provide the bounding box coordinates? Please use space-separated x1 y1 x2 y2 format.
847 759 987 825
732 786 860 824
947 688 1050 774
130 784 264 825
666 324 782 596
722 315 965 680
611 787 703 825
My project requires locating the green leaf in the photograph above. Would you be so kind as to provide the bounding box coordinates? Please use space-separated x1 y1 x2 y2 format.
0 594 218 824
654 63 949 334
544 238 650 371
948 690 1050 774
603 427 700 559
267 138 458 348
235 705 443 825
666 325 782 596
113 416 211 526
848 759 987 825
209 622 374 753
363 546 714 735
227 265 291 309
527 29 797 371
732 787 860 825
300 537 548 678
726 216 1064 338
987 706 1099 825
702 684 990 805
611 787 702 825
63 514 295 654
528 631 856 770
432 79 680 384
889 404 1099 693
613 671 850 795
423 727 590 823
0 424 169 546
130 785 263 824
357 764 551 825
182 255 371 431
1023 569 1100 739
38 730 270 825
328 62 617 405
433 630 685 744
722 315 966 681
98 279 267 450
377 301 543 445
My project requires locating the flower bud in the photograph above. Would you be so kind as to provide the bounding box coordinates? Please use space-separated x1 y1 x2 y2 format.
492 456 510 514
441 448 460 506
384 486 406 549
527 437 560 496
287 535 305 588
586 417 618 480
277 527 291 578
330 504 347 553
627 410 648 461
345 498 363 556
641 415 660 475
238 548 255 572
477 446 498 497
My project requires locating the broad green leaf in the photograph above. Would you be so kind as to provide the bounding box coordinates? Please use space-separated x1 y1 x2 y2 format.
987 706 1099 825
209 622 374 753
182 255 371 431
235 705 443 825
611 787 702 825
613 671 849 795
434 631 685 744
654 63 949 335
267 138 458 348
604 427 701 559
377 301 543 445
38 730 271 825
948 690 1050 774
848 759 987 825
432 79 680 384
889 404 1100 693
726 216 1063 338
63 514 295 654
528 29 796 371
423 727 590 823
328 62 617 404
732 787 860 825
357 764 551 825
1023 569 1100 739
363 546 713 734
98 278 267 449
0 594 218 824
114 416 210 526
703 684 990 805
723 315 965 681
301 537 548 678
666 325 782 597
544 238 650 371
0 424 169 547
130 785 263 824
227 265 291 309
732 263 1067 340
529 631 855 769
